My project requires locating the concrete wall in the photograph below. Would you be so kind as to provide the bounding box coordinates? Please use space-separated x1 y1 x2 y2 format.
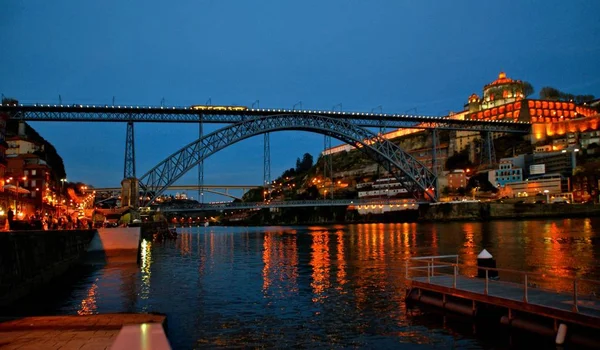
419 202 600 221
86 227 141 264
0 230 95 307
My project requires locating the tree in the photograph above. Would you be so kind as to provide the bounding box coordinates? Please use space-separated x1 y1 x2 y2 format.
295 153 313 173
539 86 561 100
522 81 534 97
445 149 473 171
575 94 596 104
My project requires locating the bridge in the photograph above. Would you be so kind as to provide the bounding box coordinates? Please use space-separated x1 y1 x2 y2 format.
0 103 532 205
89 184 259 200
144 198 422 212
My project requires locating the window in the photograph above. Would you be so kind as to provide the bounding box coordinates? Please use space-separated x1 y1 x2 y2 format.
31 191 36 198
31 180 36 187
24 170 29 175
31 170 36 176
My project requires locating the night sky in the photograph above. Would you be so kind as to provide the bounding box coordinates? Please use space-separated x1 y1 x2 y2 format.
1 0 599 199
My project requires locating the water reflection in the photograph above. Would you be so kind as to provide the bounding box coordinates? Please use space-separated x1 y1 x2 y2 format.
77 282 98 315
140 239 152 309
34 219 600 349
310 229 330 302
262 230 299 297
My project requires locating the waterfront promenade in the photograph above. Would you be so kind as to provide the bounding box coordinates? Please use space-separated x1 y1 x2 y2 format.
0 314 167 349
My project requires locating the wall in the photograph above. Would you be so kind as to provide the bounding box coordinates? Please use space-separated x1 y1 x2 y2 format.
419 202 600 221
87 227 141 264
0 230 95 307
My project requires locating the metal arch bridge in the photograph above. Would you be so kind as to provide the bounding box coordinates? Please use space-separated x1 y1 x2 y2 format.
0 103 531 206
0 104 531 132
88 184 259 200
151 198 422 212
136 114 441 204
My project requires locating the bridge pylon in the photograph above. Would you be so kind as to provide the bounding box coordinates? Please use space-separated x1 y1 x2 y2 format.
122 121 139 208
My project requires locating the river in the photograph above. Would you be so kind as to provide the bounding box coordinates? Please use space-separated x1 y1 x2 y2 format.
12 218 600 349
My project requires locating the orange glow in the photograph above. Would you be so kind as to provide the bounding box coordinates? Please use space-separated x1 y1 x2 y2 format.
310 230 330 302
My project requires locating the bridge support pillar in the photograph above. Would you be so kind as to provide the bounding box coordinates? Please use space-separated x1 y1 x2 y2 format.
198 116 204 203
121 178 139 209
431 128 440 200
480 131 496 169
124 121 136 179
264 132 271 192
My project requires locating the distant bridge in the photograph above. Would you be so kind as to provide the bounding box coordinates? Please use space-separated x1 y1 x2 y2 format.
148 198 422 212
88 184 260 200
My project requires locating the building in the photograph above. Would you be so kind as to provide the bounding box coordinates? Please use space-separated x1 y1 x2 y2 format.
510 174 568 198
531 150 576 178
447 169 467 189
6 136 43 157
494 159 523 186
571 174 599 203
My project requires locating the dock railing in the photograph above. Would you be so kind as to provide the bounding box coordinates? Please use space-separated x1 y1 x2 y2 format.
406 255 600 314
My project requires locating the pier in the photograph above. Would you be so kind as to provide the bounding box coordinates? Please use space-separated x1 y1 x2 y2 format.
405 255 600 346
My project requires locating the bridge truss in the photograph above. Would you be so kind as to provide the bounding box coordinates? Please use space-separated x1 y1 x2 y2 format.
0 104 531 132
138 114 440 204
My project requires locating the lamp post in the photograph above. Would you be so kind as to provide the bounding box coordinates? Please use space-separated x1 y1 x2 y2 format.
544 189 550 204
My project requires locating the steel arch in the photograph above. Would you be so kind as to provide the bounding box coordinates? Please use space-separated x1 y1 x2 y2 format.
138 114 438 205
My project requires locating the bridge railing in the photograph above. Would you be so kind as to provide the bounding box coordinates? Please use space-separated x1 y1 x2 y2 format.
406 255 600 313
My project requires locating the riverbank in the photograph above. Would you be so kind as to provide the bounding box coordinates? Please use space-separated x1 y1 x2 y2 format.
419 202 600 221
187 202 600 226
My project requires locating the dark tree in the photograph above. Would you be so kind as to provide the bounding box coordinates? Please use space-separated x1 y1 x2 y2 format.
522 81 534 97
539 86 561 100
445 149 473 171
295 153 313 173
575 95 596 104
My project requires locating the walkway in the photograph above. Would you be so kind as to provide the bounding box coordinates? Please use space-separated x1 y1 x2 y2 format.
406 255 600 330
0 313 166 350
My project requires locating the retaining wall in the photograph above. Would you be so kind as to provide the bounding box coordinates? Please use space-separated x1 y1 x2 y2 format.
0 230 95 307
419 202 600 221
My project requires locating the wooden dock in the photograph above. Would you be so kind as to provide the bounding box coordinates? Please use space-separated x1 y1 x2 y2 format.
405 255 600 346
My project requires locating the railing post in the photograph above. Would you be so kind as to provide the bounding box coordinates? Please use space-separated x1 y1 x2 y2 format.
453 264 457 288
427 261 431 283
430 258 434 277
523 274 528 303
573 279 579 313
485 269 489 295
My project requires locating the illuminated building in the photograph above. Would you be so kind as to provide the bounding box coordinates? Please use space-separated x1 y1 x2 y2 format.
510 174 568 198
571 175 599 203
447 169 467 189
494 159 523 186
464 72 598 144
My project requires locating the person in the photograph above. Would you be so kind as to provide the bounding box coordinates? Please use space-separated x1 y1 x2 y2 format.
7 208 14 230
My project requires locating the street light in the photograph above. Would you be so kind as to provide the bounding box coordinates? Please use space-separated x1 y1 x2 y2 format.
544 189 550 204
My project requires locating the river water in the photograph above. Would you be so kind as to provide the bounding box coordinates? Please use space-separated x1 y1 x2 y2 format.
13 218 600 349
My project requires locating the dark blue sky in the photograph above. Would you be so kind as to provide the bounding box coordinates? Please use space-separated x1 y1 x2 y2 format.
1 0 599 199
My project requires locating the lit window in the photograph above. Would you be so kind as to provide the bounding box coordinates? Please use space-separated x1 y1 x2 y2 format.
31 170 36 176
